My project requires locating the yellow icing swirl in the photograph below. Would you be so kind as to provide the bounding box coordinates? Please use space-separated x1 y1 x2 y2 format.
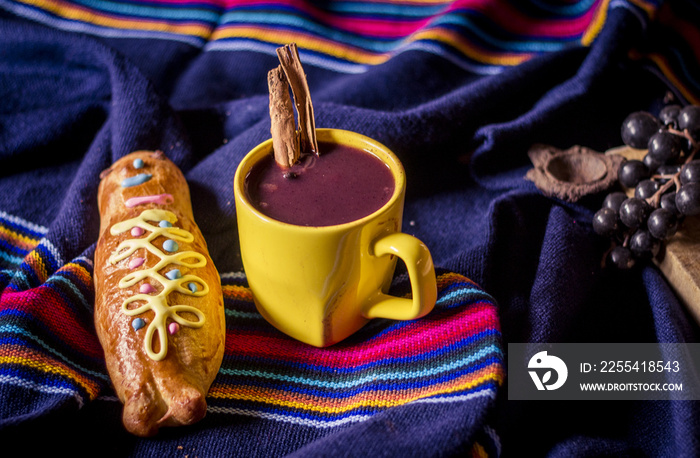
109 209 208 361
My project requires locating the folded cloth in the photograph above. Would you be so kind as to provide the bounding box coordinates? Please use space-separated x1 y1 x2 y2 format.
0 239 503 454
0 0 699 455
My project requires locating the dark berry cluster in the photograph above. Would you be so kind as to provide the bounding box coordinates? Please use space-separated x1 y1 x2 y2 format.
594 105 700 269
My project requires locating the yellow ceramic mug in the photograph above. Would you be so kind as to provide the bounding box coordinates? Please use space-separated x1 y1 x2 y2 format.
233 129 437 347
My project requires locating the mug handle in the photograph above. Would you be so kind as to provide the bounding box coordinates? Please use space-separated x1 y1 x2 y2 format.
362 232 437 320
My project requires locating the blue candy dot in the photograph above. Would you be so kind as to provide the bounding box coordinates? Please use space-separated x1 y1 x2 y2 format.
163 240 178 252
188 282 197 292
133 158 145 169
166 269 182 280
159 220 173 228
132 318 146 331
121 173 152 188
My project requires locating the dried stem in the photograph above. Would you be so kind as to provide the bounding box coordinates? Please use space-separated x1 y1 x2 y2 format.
622 231 631 248
645 128 699 208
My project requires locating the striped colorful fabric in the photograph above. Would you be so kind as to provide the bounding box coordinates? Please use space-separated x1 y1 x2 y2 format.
0 213 106 419
0 0 659 74
6 0 700 104
6 0 700 103
470 425 502 458
0 211 503 427
0 211 47 285
212 270 502 427
627 0 700 104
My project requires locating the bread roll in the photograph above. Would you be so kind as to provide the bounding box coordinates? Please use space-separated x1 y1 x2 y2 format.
94 151 225 437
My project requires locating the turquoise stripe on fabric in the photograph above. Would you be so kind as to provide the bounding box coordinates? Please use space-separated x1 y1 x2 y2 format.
220 344 502 389
67 0 221 22
528 0 599 16
47 276 91 310
0 324 109 381
0 251 23 266
432 15 577 51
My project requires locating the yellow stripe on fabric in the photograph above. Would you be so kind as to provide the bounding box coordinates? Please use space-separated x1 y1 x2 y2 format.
436 271 478 288
56 261 92 287
410 27 531 66
631 50 700 105
211 370 503 413
0 352 101 398
209 365 503 413
212 25 531 67
222 284 254 301
471 442 489 458
628 0 658 17
584 0 660 47
0 226 41 252
24 250 48 284
581 0 609 46
657 1 700 63
210 26 387 65
15 0 213 38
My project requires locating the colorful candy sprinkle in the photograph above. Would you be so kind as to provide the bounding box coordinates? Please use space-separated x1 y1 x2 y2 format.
168 322 180 335
159 220 172 228
163 240 178 252
165 269 181 280
132 318 146 331
109 208 210 362
139 283 156 294
129 257 145 269
133 158 144 169
121 173 152 188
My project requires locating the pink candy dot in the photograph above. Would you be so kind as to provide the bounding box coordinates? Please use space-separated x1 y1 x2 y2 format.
139 283 156 294
131 227 145 237
168 322 180 335
128 257 145 269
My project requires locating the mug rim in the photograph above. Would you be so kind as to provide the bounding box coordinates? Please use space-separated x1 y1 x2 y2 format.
234 128 406 232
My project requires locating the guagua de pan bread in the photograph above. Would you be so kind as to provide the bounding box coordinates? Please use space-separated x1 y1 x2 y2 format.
94 151 226 437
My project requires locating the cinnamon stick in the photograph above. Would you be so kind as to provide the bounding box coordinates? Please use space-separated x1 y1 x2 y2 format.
268 66 299 168
276 43 318 157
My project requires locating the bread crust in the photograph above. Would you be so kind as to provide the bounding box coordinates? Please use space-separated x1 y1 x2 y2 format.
94 151 225 437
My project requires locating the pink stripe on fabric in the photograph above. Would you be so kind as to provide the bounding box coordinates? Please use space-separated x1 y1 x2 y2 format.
226 302 498 366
